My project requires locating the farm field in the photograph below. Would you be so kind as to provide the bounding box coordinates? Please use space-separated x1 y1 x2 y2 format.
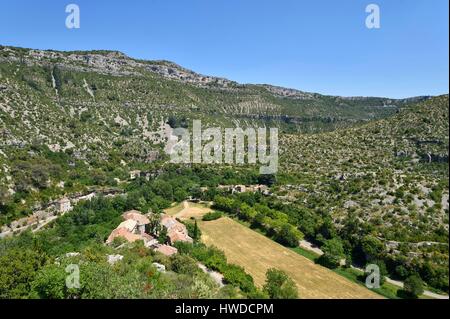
164 201 213 220
199 217 382 299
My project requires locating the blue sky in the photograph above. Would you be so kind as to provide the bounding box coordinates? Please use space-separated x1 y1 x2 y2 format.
0 0 448 98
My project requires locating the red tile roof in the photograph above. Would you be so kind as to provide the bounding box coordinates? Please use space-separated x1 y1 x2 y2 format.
122 210 150 225
106 227 143 244
154 244 178 256
168 229 193 244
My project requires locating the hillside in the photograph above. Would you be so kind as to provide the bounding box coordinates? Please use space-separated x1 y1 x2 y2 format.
0 46 427 152
0 45 448 296
278 95 449 291
0 45 430 204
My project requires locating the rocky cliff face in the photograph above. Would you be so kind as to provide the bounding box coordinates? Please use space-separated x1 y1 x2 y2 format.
1 45 430 101
0 46 236 87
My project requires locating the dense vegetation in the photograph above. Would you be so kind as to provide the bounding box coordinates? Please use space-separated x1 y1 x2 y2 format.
0 173 301 299
209 187 448 293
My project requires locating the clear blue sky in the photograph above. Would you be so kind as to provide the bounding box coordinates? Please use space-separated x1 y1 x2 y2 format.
0 0 448 98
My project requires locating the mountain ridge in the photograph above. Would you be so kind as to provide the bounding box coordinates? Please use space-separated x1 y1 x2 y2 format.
0 45 433 102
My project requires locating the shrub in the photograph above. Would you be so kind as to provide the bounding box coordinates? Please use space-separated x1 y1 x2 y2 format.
318 238 345 269
202 211 223 221
361 235 384 262
275 224 302 247
403 275 424 298
263 268 298 299
170 254 200 275
222 264 255 293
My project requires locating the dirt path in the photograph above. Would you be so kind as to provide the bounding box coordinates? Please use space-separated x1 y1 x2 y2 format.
299 240 324 255
198 263 224 287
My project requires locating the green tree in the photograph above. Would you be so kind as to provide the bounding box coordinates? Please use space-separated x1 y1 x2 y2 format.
147 213 162 235
193 220 199 241
52 65 63 91
152 180 173 201
31 166 49 189
361 235 384 262
222 264 256 293
395 265 410 279
30 264 68 298
257 174 276 186
319 238 345 268
403 275 424 298
170 254 200 275
158 226 169 244
275 224 303 247
174 188 188 202
167 116 177 128
0 248 48 298
263 268 298 299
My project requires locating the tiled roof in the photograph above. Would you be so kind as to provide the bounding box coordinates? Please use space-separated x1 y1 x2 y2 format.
106 227 142 244
168 230 193 243
161 214 186 231
154 244 178 256
160 215 177 229
117 219 138 232
123 210 150 225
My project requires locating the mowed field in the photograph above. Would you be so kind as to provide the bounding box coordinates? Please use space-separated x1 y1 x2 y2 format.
164 201 213 220
199 217 382 299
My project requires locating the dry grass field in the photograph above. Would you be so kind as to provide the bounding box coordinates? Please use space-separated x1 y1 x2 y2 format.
164 202 186 216
199 217 382 299
164 201 213 220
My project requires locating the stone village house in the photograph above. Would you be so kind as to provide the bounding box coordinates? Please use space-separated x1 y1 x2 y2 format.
106 210 193 256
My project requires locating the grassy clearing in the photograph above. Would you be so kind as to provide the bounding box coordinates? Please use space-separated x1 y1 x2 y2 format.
199 217 381 299
290 246 321 262
163 202 186 216
164 202 184 216
164 201 213 220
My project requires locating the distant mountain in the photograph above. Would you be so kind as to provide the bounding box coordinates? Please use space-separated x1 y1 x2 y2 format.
0 45 431 161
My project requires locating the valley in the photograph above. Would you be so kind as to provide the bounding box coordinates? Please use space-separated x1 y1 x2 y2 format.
0 45 448 300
